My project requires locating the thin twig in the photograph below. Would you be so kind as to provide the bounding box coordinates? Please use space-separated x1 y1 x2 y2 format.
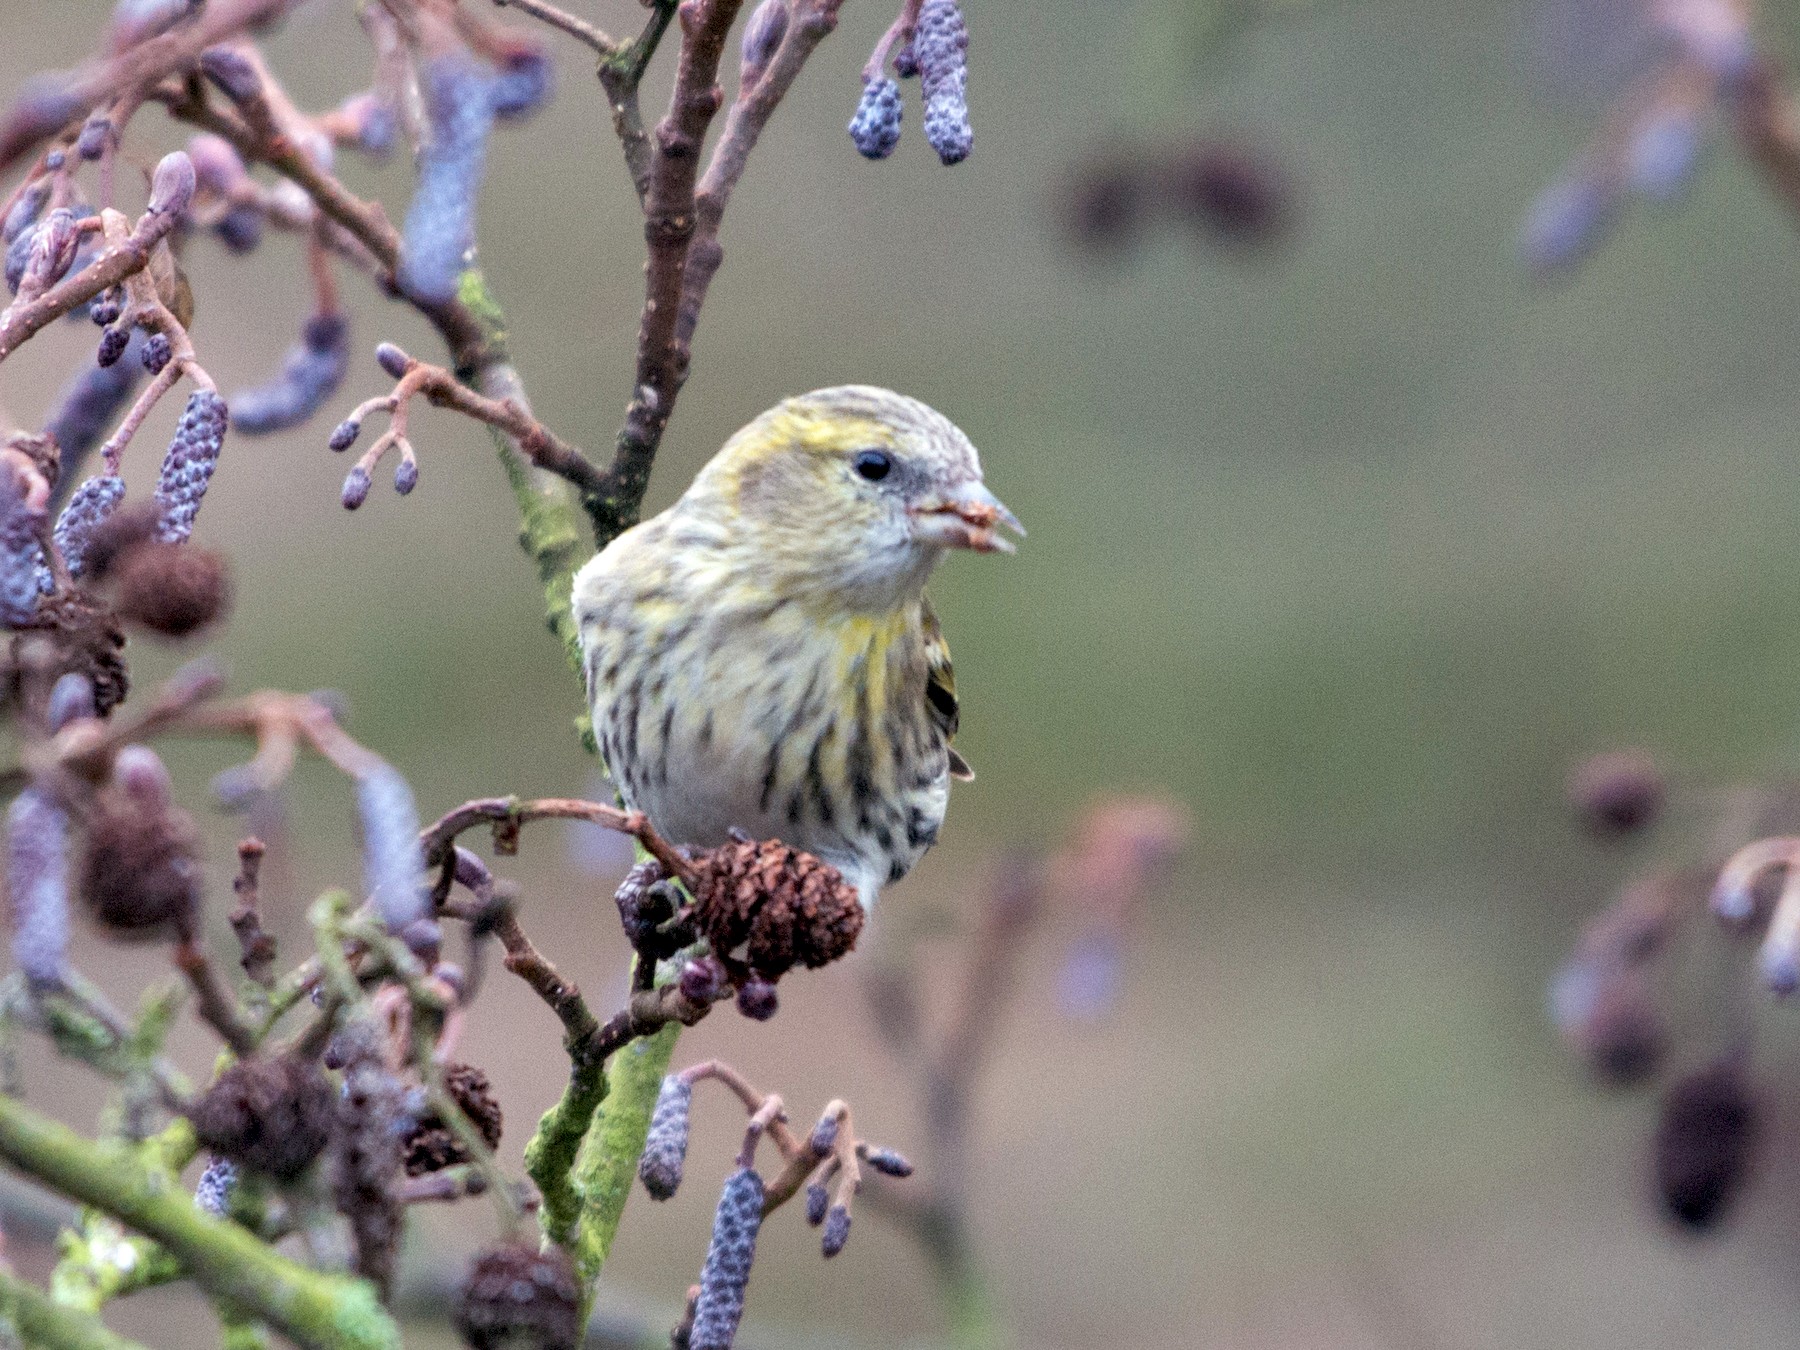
597 1 682 204
0 0 293 173
230 838 278 989
0 203 182 361
419 794 695 883
493 0 619 54
344 349 609 503
677 0 848 349
172 941 257 1058
589 0 743 543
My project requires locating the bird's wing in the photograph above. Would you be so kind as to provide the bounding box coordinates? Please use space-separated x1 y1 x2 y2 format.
921 596 975 781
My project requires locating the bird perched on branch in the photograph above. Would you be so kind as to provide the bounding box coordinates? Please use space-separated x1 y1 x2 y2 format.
573 386 1019 910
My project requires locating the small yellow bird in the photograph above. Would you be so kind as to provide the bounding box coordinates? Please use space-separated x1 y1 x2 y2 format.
572 386 1019 909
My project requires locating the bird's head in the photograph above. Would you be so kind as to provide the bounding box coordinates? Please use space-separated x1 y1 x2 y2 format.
680 385 1021 610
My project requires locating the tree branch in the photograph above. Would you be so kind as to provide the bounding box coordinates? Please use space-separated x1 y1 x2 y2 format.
0 1093 399 1350
0 0 293 174
597 2 683 204
0 1267 157 1350
0 203 182 362
589 0 743 544
677 0 848 348
568 1019 681 1290
494 0 620 56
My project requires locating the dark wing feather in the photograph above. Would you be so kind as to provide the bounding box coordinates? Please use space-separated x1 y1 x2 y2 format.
922 596 974 781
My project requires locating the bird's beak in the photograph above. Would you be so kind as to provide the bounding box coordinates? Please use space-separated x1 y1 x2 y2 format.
910 481 1025 554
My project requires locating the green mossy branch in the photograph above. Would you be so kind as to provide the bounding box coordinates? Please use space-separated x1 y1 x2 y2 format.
51 1214 184 1312
570 1022 680 1287
450 271 686 1301
453 271 593 674
0 1093 399 1350
0 1267 154 1350
521 1034 608 1251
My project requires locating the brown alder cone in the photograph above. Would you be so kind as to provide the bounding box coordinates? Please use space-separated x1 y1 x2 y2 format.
687 838 863 980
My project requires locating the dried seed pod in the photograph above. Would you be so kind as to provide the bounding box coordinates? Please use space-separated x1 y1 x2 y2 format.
13 589 129 716
0 454 49 628
488 46 554 121
454 1241 582 1350
1520 172 1620 278
689 837 864 981
52 475 124 578
398 55 496 305
6 787 70 989
140 332 172 375
230 313 350 435
341 465 372 510
43 349 141 477
356 761 427 935
821 1204 850 1258
614 858 676 950
76 764 203 939
77 500 160 583
45 672 94 731
110 541 231 638
861 1146 913 1178
331 1031 408 1294
1654 1060 1759 1231
914 0 971 164
402 1062 504 1176
95 324 131 369
639 1075 693 1200
1165 141 1293 246
679 955 732 1004
192 1156 237 1216
735 977 778 1021
87 290 124 327
188 1054 335 1180
849 78 902 159
690 1167 764 1350
1569 750 1665 838
153 389 229 543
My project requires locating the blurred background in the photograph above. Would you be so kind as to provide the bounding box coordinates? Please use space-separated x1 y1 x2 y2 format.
16 0 1800 1345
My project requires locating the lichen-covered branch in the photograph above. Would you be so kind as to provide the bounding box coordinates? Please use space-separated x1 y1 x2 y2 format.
0 1266 156 1350
590 0 743 544
568 1020 681 1286
0 1093 399 1350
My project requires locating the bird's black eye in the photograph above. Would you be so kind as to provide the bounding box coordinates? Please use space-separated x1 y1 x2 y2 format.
852 449 892 482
